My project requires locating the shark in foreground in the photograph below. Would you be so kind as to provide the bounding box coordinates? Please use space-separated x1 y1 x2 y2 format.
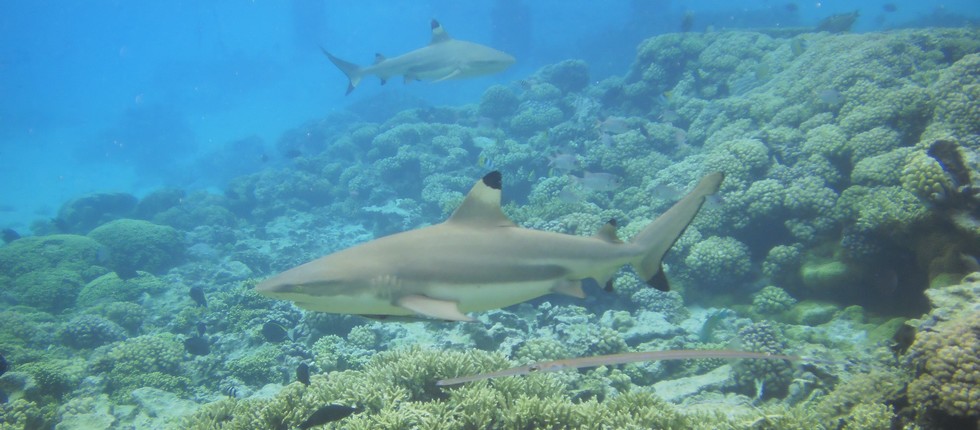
321 20 516 95
256 171 724 321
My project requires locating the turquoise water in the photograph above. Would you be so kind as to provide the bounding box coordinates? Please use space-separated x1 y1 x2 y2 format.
1 2 979 429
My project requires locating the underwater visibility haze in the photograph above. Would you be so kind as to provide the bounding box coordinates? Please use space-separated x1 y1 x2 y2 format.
1 1 980 429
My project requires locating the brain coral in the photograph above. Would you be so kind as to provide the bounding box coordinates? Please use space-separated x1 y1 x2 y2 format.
88 219 185 275
907 310 980 421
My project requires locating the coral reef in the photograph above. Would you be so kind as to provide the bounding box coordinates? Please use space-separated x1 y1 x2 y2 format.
87 219 186 276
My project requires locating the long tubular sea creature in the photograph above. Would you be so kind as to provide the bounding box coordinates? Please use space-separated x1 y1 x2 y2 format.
436 349 803 386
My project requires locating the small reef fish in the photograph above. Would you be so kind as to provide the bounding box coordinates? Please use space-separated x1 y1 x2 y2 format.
183 336 210 356
321 20 515 95
816 10 860 33
547 153 580 172
195 321 207 336
257 171 723 321
477 153 496 170
596 116 632 135
299 404 363 429
189 286 207 308
817 88 843 106
296 363 311 386
437 349 804 386
568 172 622 192
1 228 20 244
261 321 290 343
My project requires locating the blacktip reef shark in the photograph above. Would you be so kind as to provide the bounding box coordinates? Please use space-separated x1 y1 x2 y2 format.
256 171 724 321
321 19 516 95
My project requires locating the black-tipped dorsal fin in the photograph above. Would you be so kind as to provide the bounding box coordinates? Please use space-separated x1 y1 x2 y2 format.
446 171 516 228
593 218 623 243
430 19 452 44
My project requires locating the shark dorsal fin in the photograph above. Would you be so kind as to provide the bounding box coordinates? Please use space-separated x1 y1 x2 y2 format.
446 171 516 228
593 219 622 243
430 19 452 44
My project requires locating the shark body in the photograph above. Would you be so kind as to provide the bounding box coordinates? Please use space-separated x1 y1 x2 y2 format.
256 171 724 321
322 20 515 95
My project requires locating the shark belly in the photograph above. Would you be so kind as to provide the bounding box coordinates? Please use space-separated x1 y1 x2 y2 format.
425 279 560 313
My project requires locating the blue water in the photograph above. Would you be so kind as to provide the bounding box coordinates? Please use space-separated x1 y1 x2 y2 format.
1 0 976 232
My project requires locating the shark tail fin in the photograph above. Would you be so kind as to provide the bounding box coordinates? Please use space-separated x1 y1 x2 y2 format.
630 172 724 291
320 47 362 95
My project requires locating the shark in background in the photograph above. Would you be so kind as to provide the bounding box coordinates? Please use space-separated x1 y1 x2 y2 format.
257 171 724 321
321 20 516 95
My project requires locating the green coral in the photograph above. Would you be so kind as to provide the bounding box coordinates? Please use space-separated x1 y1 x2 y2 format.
227 344 282 386
0 234 103 277
900 150 954 203
88 219 185 275
478 84 519 119
515 338 569 363
17 359 85 400
907 310 980 421
703 138 770 187
752 285 797 315
92 333 186 400
802 124 849 161
814 368 905 425
851 147 912 186
10 268 86 312
847 126 903 163
836 185 929 233
508 104 564 136
683 236 752 288
931 53 980 138
732 321 794 399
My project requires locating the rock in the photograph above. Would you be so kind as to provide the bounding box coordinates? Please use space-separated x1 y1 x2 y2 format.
131 387 199 422
623 310 685 344
55 192 137 234
653 364 732 402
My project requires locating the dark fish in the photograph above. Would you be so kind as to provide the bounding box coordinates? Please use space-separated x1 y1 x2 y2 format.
1 228 20 244
189 286 207 307
0 353 7 377
299 404 362 429
184 336 210 356
680 11 694 32
784 2 799 13
882 3 897 13
196 322 207 336
297 362 310 386
261 321 290 342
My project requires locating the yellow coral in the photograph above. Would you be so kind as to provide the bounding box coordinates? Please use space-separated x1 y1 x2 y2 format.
900 151 953 203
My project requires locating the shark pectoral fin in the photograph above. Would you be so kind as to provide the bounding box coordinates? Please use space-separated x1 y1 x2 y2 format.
551 279 586 298
434 68 463 82
397 295 474 322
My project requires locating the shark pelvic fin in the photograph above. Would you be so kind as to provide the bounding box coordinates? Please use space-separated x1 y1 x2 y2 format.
397 295 473 321
446 171 516 228
551 279 586 298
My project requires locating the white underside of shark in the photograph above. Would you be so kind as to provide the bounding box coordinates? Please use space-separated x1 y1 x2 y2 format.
256 171 724 321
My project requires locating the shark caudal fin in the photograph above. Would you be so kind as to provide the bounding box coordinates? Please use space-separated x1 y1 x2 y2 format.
630 172 724 291
320 47 362 95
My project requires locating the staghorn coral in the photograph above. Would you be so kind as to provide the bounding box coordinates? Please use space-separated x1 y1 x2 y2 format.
907 310 980 422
